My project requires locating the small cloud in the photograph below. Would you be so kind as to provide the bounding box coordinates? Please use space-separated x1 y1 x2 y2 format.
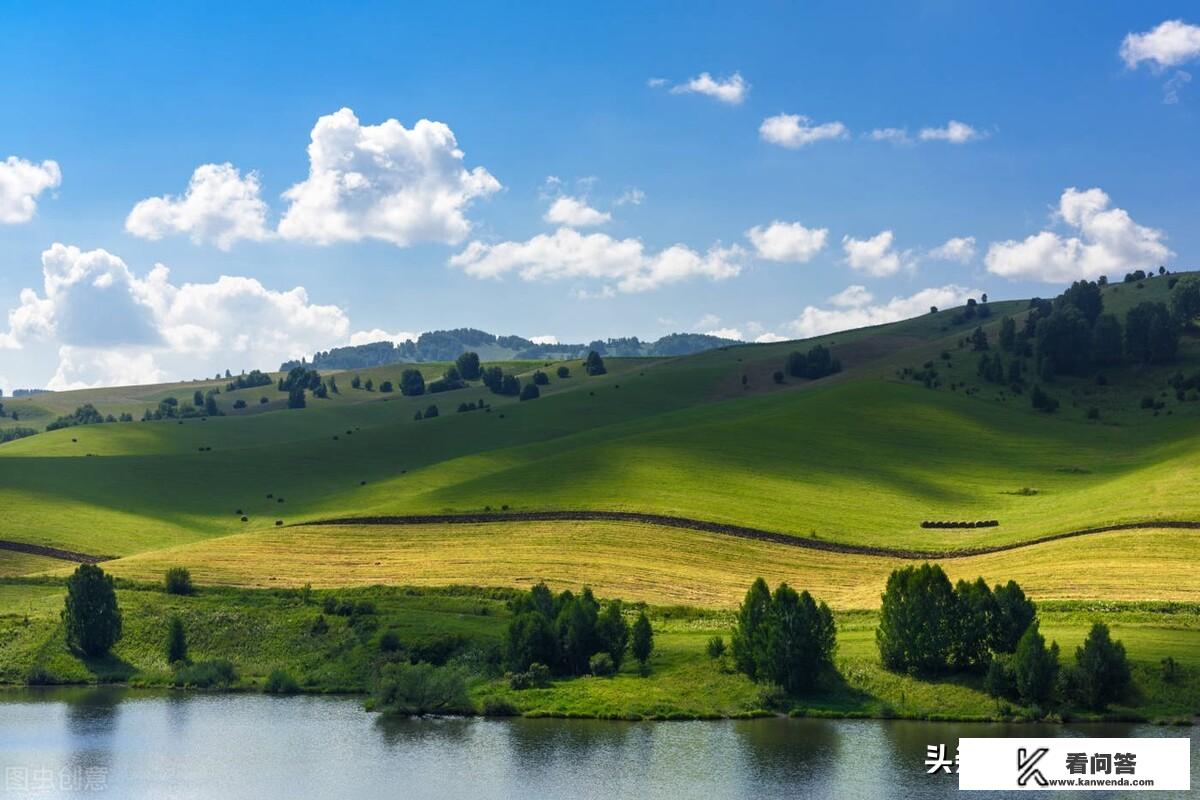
646 77 669 88
1120 19 1200 69
529 334 559 345
754 332 788 344
615 188 645 206
829 285 874 308
0 156 62 225
918 120 984 144
544 196 611 228
746 220 829 262
694 313 722 329
1164 70 1192 103
666 72 749 105
759 114 849 149
703 327 743 341
841 230 913 277
928 236 977 264
867 127 911 144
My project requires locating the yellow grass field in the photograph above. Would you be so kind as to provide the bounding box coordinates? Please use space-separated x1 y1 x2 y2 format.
93 521 1200 609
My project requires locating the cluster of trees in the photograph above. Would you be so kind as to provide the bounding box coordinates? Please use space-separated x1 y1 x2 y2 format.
456 399 489 413
413 404 439 420
428 366 466 394
731 578 836 694
46 403 107 431
280 366 323 409
482 366 521 396
875 564 1133 710
0 426 37 444
226 370 272 392
785 345 842 381
950 296 991 326
504 582 653 679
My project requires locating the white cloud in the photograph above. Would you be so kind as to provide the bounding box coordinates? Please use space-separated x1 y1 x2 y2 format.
841 230 912 277
667 72 748 104
754 332 788 343
125 163 271 250
929 236 977 263
529 334 559 345
985 187 1171 282
918 120 983 144
694 313 722 330
759 114 848 148
1163 70 1192 103
1120 20 1200 69
449 227 745 294
829 285 874 308
868 127 911 144
646 78 668 88
786 285 979 339
2 244 349 389
277 107 500 247
0 156 61 224
746 221 829 262
544 195 611 227
615 188 645 206
348 328 417 346
703 327 743 341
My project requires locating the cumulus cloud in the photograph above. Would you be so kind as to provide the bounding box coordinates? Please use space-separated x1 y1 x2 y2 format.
529 334 559 345
667 72 749 104
868 127 911 144
984 187 1171 282
841 230 912 277
348 328 418 346
125 163 271 250
277 107 500 247
753 332 788 343
544 195 611 227
929 236 977 263
918 120 983 144
828 284 873 308
786 285 979 339
2 244 349 389
703 327 743 341
449 228 745 294
746 221 829 262
759 114 848 148
1120 20 1200 69
0 156 61 224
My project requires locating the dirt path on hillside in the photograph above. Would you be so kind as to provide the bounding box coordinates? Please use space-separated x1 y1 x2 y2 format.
299 511 1200 560
0 540 108 564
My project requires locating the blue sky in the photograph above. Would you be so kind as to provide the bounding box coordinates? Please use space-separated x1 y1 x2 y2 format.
1 1 1198 391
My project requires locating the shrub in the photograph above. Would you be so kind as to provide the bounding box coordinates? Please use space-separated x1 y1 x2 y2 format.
322 595 339 615
772 370 784 384
706 636 726 659
785 345 842 380
589 652 616 676
173 659 237 688
62 564 122 657
1030 385 1059 413
1072 622 1131 710
373 662 472 715
166 616 188 664
519 383 540 401
532 370 549 386
508 662 551 690
311 615 329 635
556 366 570 379
379 631 401 653
379 381 394 393
482 696 519 716
233 399 246 410
164 567 194 595
1161 656 1180 683
424 404 439 418
264 668 300 695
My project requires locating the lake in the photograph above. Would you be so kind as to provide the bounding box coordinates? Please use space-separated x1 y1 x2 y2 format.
0 688 1193 799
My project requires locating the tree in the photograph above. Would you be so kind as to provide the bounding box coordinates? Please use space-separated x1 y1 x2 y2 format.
556 588 600 675
424 404 439 418
1125 302 1178 365
1036 306 1091 375
164 567 194 595
1091 314 1123 365
379 380 394 393
1072 622 1131 710
731 577 773 679
1171 278 1200 328
596 601 630 670
1030 385 1059 413
167 615 188 664
1057 279 1103 326
970 326 989 351
556 365 570 379
999 317 1016 351
762 583 836 693
204 393 220 416
62 564 122 656
990 580 1037 653
364 378 374 391
400 369 426 396
500 374 521 396
481 366 504 392
631 611 654 670
506 611 558 672
952 578 996 672
532 370 550 386
287 386 306 409
351 375 361 389
584 350 607 376
520 383 540 401
455 351 482 381
786 345 842 380
876 563 956 674
1013 622 1059 706
193 390 204 406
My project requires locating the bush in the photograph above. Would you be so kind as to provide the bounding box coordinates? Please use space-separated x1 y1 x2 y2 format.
1031 385 1059 413
166 615 188 664
772 370 784 384
482 696 519 716
1161 656 1180 683
706 636 726 659
519 383 540 401
173 659 237 688
379 631 401 653
264 668 300 695
589 652 616 676
233 399 247 410
311 615 329 635
400 369 425 396
508 662 551 690
407 634 466 666
984 654 1017 700
424 404 439 419
1072 622 1131 710
164 567 194 595
373 662 472 715
532 370 550 386
62 564 122 657
556 366 570 379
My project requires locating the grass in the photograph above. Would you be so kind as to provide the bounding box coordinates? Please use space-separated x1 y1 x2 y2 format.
90 522 1200 609
2 579 1193 722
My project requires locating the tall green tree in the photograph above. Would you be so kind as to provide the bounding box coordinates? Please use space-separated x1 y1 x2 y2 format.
1091 314 1124 365
1072 622 1131 710
731 577 773 679
951 578 997 672
166 615 188 664
1013 622 1059 706
400 368 426 396
762 584 836 693
1125 302 1179 364
584 350 607 376
631 611 654 671
990 580 1036 653
596 601 630 669
62 564 123 656
454 352 482 381
876 564 956 674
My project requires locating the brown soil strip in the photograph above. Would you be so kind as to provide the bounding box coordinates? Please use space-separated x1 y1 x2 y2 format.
0 540 108 564
298 511 1200 560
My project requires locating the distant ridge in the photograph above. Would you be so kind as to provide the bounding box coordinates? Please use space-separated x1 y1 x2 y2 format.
281 329 741 371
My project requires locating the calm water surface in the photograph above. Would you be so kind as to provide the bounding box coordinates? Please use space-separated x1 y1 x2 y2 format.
0 688 1193 799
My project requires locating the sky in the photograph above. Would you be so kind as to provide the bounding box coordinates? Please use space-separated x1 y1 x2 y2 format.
1 1 1198 392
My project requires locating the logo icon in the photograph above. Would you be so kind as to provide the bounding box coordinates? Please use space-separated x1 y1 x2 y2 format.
1017 747 1049 787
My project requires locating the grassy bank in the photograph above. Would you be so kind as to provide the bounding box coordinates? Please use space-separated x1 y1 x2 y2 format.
2 579 1195 723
